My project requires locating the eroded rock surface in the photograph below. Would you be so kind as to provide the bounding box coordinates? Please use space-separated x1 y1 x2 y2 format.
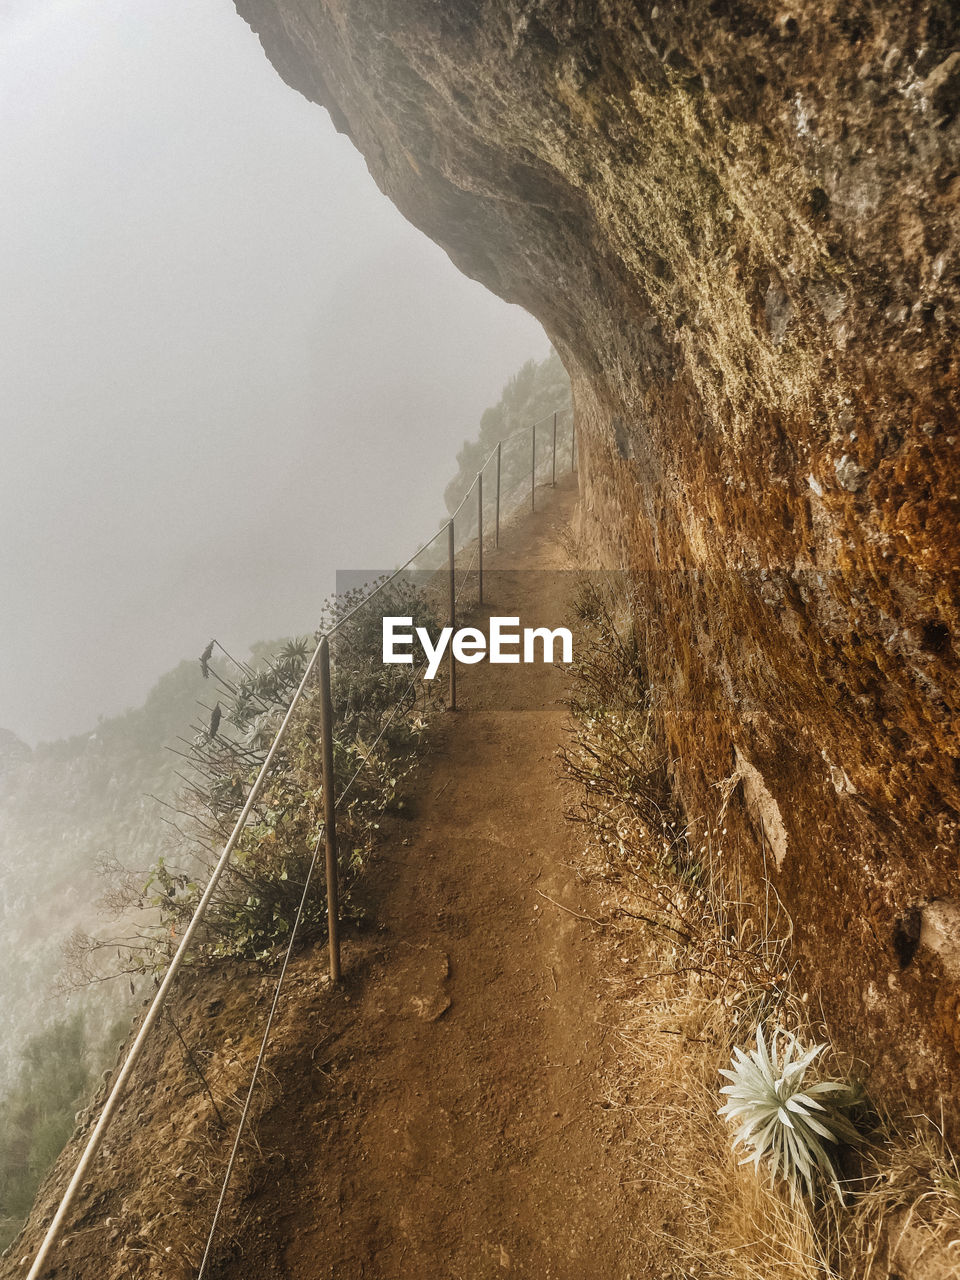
235 0 960 1109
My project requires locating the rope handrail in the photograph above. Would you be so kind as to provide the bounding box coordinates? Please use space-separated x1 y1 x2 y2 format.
24 398 575 1280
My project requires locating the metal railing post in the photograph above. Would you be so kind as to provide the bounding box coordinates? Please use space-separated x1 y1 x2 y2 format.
552 411 557 486
531 422 536 512
318 637 341 983
477 470 483 607
447 519 456 710
495 440 501 548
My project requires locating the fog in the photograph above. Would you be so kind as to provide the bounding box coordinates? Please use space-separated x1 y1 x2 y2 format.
0 0 547 745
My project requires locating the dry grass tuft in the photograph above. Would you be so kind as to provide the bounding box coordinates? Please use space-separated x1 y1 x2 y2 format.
845 1115 960 1279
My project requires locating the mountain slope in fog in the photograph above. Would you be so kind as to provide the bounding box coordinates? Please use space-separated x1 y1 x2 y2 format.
0 659 214 1084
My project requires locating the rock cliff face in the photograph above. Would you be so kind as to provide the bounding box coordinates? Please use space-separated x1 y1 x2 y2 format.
235 0 960 1106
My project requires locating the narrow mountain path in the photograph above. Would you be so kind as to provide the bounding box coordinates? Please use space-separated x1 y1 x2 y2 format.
211 475 647 1279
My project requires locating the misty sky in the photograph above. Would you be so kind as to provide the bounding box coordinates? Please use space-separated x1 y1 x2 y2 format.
0 0 547 745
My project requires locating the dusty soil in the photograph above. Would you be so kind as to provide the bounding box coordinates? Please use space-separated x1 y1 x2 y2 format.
197 474 655 1279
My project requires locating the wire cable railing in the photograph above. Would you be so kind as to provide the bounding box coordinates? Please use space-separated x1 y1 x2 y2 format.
195 649 433 1277
25 401 575 1280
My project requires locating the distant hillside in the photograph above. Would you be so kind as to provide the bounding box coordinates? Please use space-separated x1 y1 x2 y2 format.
0 638 320 1248
0 658 216 1091
0 730 31 778
444 349 571 515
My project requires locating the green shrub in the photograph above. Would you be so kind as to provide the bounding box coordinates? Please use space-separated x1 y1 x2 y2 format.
123 577 442 966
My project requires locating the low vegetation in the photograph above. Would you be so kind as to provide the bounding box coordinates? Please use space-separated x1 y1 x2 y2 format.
560 575 960 1278
0 662 222 1252
0 577 444 1258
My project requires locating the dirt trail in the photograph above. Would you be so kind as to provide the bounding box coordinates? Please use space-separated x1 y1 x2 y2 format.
212 475 646 1279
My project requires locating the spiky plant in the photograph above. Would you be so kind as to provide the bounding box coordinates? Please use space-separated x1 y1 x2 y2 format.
718 1025 860 1202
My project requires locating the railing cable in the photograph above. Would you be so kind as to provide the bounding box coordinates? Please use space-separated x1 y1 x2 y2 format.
324 525 447 638
194 653 430 1274
25 626 332 1280
195 828 323 1279
455 539 482 606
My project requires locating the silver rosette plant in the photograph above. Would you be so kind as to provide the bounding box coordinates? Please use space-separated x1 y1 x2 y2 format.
718 1024 860 1201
